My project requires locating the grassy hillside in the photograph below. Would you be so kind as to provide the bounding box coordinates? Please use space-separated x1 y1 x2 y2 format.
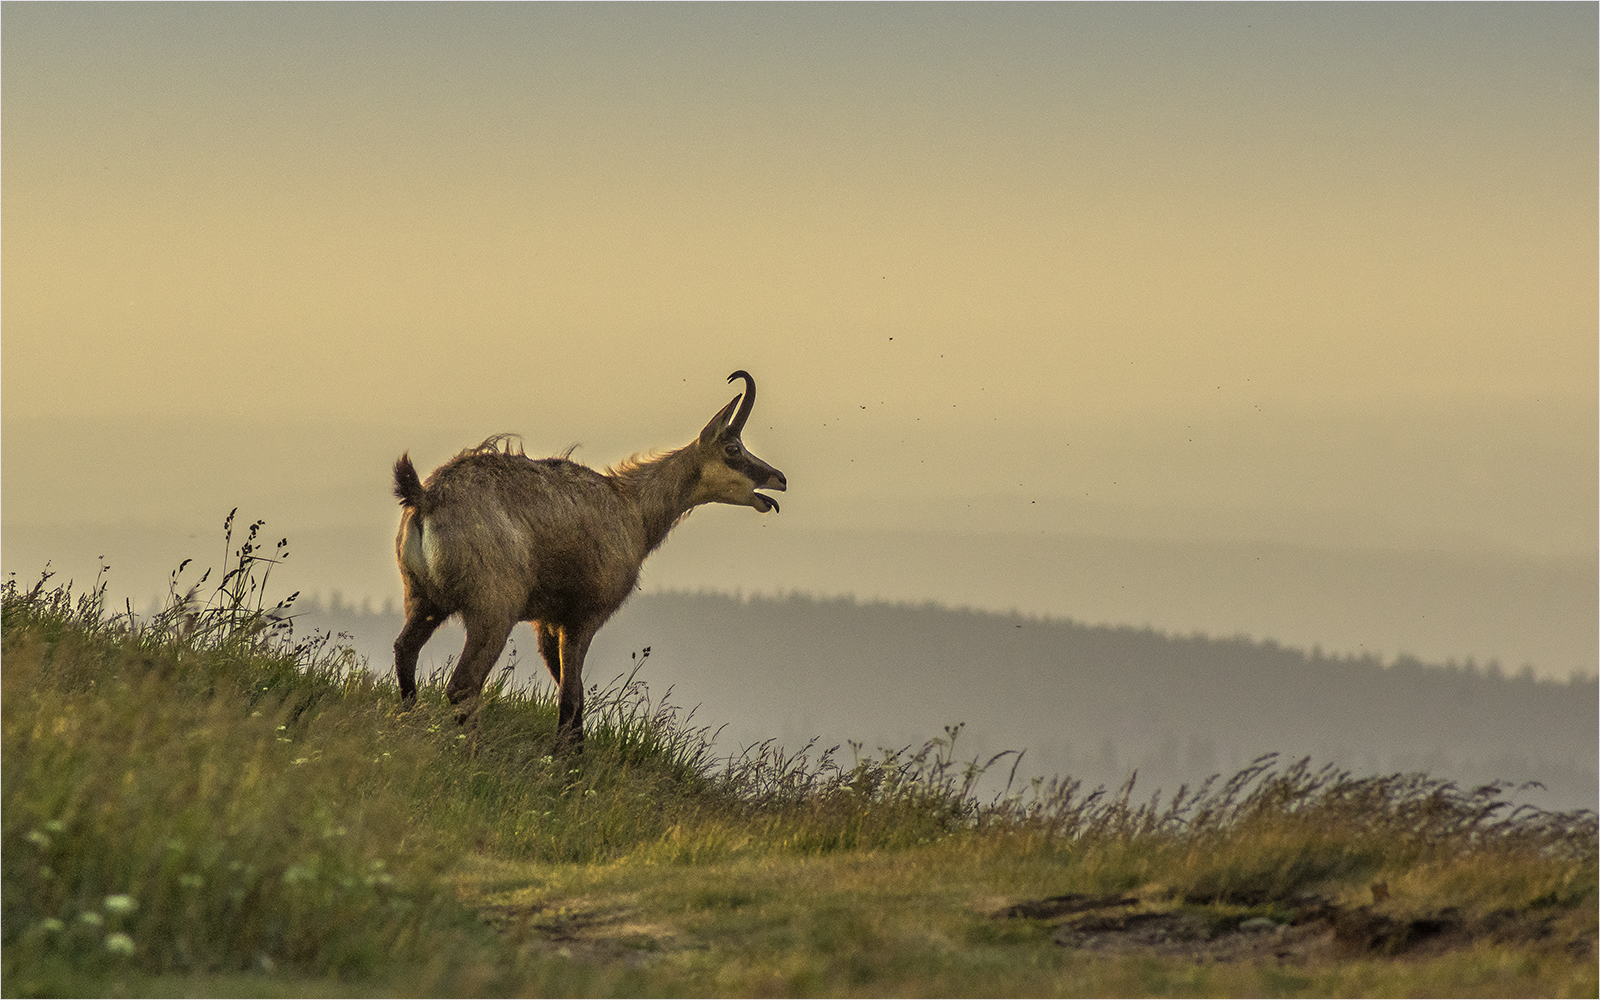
301 588 1600 811
4 526 1596 996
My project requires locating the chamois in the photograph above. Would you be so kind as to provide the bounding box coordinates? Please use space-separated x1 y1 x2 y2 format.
391 370 786 746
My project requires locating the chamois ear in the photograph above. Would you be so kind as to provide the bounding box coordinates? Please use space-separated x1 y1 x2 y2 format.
699 396 741 445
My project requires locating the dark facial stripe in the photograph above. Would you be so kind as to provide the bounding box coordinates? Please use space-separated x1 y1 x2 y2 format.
732 451 784 488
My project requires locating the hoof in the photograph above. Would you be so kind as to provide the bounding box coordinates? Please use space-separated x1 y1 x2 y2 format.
450 693 481 729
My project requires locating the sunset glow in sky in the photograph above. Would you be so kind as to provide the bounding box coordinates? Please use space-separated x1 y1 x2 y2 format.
7 5 1595 421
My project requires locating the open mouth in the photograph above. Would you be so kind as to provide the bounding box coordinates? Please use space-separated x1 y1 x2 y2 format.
753 493 780 513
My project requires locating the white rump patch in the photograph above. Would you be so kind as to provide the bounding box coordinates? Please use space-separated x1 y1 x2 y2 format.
420 517 446 588
400 515 444 589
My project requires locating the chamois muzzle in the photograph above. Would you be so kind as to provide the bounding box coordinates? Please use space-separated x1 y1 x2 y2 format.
751 457 785 512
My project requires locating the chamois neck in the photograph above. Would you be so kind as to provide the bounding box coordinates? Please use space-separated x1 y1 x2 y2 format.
607 444 703 554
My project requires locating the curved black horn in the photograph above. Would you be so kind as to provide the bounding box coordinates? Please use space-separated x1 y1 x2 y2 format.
726 370 756 434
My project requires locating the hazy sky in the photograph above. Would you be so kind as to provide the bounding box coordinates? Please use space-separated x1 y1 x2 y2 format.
3 4 1596 671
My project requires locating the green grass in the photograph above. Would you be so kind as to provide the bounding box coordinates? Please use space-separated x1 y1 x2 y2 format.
3 517 1595 996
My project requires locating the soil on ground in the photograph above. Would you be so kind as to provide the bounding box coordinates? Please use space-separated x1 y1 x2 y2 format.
994 891 1596 965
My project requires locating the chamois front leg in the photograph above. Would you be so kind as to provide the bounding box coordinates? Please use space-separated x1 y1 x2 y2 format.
556 627 595 749
535 622 562 685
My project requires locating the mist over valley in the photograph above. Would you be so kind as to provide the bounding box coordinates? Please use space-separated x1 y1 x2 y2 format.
295 587 1598 813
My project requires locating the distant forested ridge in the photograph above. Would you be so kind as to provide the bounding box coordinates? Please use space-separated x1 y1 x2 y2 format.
301 589 1598 811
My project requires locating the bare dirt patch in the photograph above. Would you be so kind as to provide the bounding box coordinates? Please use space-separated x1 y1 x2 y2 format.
479 899 687 965
993 893 1595 965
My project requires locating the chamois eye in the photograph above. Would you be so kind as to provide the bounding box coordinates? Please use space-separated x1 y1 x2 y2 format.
723 443 740 457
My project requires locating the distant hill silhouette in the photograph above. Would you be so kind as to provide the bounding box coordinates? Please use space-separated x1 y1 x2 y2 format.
299 589 1598 811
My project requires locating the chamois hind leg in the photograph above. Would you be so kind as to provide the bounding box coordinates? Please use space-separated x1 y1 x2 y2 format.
444 614 516 731
535 623 562 684
556 627 596 749
394 596 448 710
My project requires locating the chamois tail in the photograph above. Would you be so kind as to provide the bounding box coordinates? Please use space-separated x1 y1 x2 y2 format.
393 454 426 509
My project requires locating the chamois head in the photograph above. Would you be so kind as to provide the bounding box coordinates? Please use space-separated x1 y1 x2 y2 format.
694 370 787 512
